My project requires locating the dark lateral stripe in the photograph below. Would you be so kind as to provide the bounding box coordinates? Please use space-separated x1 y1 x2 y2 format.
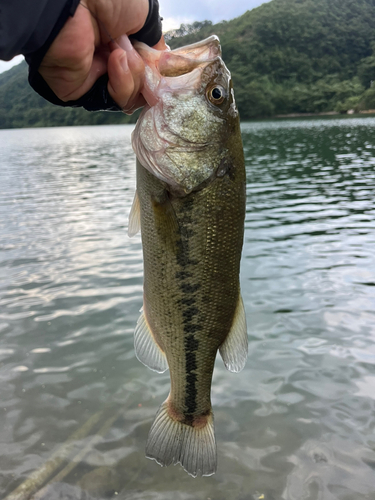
181 283 201 294
175 271 193 280
175 200 201 417
184 334 199 414
183 323 202 334
180 297 195 306
183 306 199 321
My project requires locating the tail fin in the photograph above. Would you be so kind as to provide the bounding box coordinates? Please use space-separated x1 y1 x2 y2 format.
146 400 216 477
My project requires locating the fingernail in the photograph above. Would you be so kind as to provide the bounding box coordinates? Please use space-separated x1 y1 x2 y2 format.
117 35 133 52
120 52 129 73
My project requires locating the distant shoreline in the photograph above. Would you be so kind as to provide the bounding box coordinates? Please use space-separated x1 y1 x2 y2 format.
274 110 375 118
2 111 375 132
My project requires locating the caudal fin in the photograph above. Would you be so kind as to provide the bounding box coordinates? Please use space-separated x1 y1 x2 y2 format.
146 400 216 477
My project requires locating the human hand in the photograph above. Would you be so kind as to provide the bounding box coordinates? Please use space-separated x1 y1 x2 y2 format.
38 0 167 113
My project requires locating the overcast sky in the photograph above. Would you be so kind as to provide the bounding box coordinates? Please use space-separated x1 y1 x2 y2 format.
160 0 270 30
0 0 270 74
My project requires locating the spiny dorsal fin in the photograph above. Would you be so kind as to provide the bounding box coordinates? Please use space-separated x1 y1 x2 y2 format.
128 190 141 237
146 399 216 477
219 293 248 372
134 309 168 373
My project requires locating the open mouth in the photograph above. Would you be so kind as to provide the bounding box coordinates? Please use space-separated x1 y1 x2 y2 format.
134 35 223 78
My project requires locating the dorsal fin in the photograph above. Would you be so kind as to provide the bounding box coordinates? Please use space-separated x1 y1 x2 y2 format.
219 293 248 372
134 309 168 373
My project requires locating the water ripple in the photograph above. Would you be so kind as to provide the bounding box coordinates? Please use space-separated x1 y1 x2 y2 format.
1 121 375 499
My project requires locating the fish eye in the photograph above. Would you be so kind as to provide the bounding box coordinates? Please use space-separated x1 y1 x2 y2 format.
207 85 226 105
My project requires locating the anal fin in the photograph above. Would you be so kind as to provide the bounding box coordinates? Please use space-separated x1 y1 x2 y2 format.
219 293 248 372
134 309 168 373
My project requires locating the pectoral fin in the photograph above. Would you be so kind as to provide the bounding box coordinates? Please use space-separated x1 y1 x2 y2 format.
134 309 168 373
128 190 141 237
151 190 179 236
219 294 248 372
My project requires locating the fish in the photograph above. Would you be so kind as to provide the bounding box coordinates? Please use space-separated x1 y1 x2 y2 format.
128 36 247 477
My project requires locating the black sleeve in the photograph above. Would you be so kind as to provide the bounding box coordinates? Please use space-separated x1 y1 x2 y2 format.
130 0 162 47
0 0 80 61
19 0 162 112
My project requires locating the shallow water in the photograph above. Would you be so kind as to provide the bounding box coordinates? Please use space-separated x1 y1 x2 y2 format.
0 119 375 500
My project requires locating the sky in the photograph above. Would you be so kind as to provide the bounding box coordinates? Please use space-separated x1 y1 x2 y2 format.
160 0 270 31
0 0 270 74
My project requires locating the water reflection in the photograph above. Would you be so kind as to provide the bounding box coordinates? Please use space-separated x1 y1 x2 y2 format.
1 120 375 499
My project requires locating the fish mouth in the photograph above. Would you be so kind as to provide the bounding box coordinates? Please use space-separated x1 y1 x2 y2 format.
134 35 221 74
158 36 222 77
133 36 224 105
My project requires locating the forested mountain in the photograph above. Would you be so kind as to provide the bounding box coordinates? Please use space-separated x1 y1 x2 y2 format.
1 0 375 128
167 0 375 118
0 62 138 129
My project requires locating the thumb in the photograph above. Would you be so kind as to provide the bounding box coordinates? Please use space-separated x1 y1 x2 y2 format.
107 37 146 112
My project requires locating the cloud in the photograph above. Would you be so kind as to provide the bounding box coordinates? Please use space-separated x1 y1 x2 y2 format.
160 0 270 26
0 55 24 75
162 16 196 32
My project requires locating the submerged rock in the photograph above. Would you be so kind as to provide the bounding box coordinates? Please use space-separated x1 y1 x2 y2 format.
32 482 95 500
78 466 121 498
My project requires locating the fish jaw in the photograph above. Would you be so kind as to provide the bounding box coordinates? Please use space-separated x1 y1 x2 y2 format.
133 35 221 80
132 39 238 195
166 35 222 59
132 42 208 106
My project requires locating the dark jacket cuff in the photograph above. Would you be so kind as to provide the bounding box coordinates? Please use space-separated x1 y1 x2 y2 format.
131 0 162 47
26 0 162 112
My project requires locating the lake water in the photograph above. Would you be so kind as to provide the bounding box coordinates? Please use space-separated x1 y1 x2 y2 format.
0 118 375 500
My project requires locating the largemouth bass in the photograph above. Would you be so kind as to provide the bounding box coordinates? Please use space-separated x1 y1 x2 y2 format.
128 36 247 477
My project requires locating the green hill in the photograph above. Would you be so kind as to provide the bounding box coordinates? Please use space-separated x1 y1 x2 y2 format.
0 62 138 129
166 0 375 118
2 0 375 128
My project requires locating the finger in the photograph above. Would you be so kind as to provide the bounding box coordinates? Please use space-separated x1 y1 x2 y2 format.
116 35 145 109
124 95 147 115
107 47 145 112
87 0 149 42
38 4 105 101
42 48 109 102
